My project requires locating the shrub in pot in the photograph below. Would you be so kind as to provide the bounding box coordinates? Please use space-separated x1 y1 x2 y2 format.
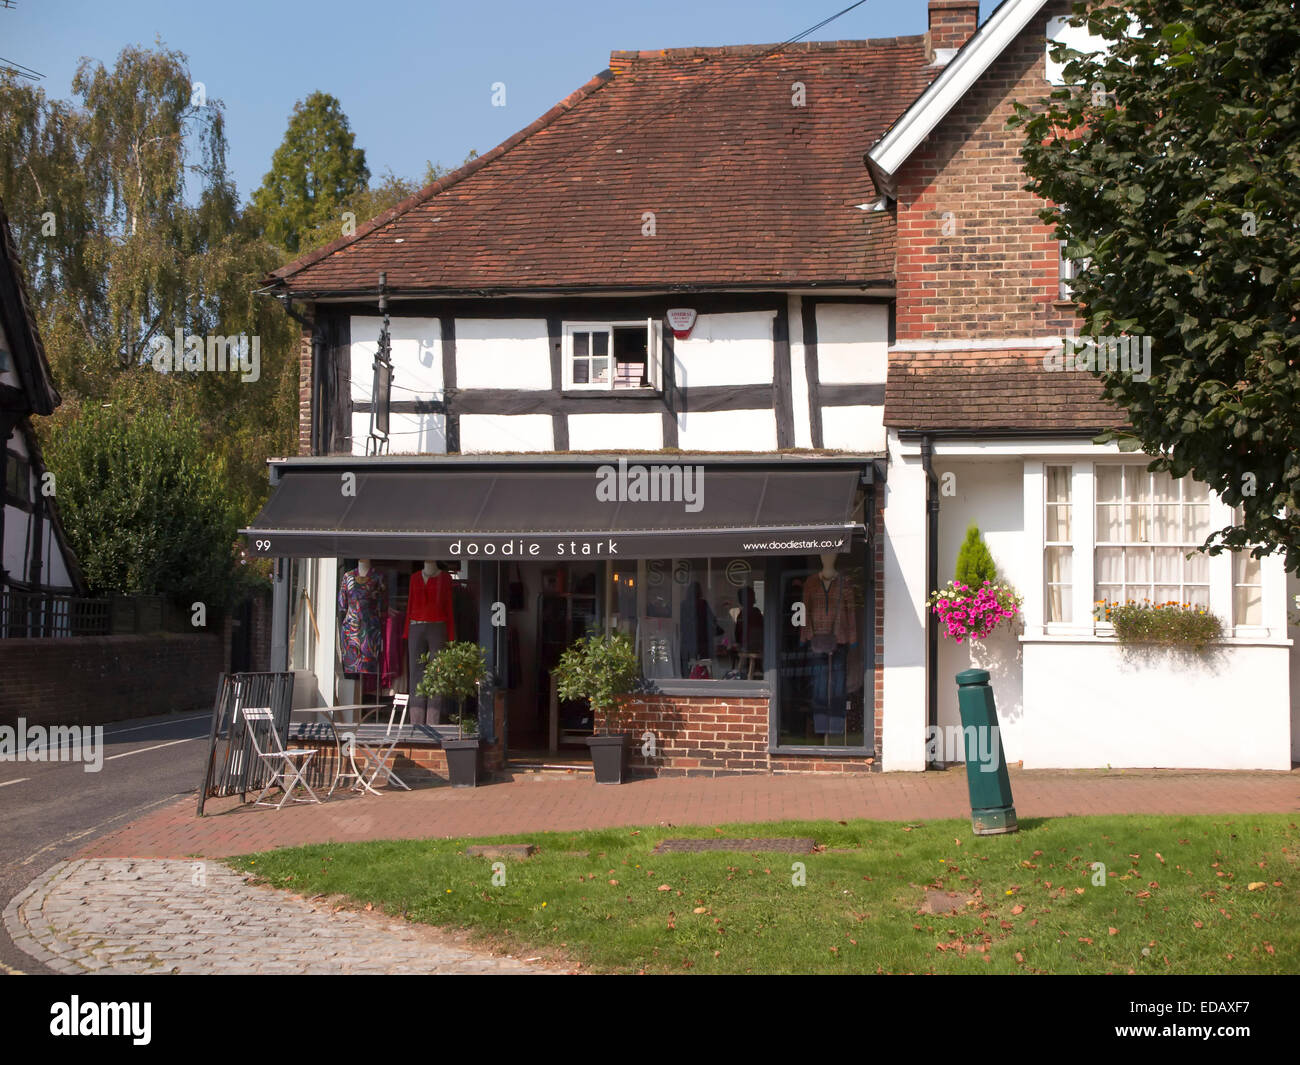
553 632 640 784
418 641 489 787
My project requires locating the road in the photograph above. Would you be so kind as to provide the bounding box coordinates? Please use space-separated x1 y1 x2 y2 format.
0 708 212 975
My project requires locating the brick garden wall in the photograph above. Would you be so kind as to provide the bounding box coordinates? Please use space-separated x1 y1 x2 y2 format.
0 633 225 729
894 0 1080 342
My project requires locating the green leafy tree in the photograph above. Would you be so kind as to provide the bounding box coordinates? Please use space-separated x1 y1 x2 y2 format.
42 407 240 606
954 524 998 588
0 44 298 521
251 91 369 254
1011 0 1300 569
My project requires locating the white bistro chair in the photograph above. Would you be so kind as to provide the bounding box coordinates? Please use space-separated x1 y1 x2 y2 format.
241 706 321 809
349 694 411 795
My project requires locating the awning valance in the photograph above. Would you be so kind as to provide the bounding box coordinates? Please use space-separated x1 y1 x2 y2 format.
241 457 870 561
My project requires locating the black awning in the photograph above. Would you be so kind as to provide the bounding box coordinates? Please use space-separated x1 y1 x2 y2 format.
241 458 867 561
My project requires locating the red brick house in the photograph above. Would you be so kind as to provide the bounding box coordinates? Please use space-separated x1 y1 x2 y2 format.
247 0 1295 775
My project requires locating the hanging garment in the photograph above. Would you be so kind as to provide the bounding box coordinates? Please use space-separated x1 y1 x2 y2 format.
338 569 386 675
381 609 406 689
408 621 449 726
810 643 848 734
405 569 456 641
801 573 857 651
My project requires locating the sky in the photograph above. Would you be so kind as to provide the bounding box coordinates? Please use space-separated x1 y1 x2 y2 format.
2 0 998 204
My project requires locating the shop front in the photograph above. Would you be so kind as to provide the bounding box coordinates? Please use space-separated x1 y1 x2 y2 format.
244 452 883 776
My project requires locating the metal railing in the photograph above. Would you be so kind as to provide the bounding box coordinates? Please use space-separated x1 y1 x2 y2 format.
0 586 111 638
197 672 296 815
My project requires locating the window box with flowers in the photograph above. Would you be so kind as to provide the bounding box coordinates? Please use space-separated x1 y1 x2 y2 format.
1092 599 1224 653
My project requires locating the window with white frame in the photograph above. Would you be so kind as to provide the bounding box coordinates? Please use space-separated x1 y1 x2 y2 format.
563 320 663 391
1044 465 1073 622
1094 465 1211 609
1230 507 1264 628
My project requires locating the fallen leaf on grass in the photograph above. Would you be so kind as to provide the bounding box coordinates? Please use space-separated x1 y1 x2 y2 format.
1011 904 1025 915
1248 882 1266 891
658 884 671 892
1108 927 1118 935
1193 920 1203 929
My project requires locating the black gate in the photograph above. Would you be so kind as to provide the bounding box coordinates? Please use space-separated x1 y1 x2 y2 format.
197 672 295 816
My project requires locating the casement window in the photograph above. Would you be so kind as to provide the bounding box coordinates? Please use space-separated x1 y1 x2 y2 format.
563 320 663 391
1058 240 1089 302
1094 465 1211 609
1229 508 1264 629
4 450 30 505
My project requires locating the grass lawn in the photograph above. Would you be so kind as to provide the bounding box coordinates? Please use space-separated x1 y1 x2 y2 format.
228 814 1298 974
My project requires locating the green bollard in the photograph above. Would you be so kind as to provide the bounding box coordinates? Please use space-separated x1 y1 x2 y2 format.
954 668 1018 836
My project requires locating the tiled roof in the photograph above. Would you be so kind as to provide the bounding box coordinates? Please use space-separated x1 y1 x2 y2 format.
271 38 938 296
883 348 1126 432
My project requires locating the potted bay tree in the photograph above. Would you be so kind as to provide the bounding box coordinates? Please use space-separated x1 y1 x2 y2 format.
418 641 489 788
553 631 640 784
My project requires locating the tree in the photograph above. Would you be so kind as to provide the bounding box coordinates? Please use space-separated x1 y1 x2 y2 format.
954 524 998 588
251 91 369 254
1011 0 1300 569
42 406 241 606
0 44 299 521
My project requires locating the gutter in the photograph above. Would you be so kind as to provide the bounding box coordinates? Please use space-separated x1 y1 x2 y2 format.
919 434 940 767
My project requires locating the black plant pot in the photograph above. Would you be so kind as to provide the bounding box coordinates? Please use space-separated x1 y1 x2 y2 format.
443 738 481 788
585 734 629 785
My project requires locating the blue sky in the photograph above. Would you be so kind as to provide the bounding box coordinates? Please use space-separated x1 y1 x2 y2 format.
4 0 997 203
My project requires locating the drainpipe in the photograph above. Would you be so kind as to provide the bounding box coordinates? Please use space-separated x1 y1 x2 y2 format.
920 435 940 768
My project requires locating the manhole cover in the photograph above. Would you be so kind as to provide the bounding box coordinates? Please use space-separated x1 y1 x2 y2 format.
654 837 818 854
919 888 975 914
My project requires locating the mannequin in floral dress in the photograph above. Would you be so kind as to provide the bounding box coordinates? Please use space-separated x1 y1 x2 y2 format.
338 560 386 676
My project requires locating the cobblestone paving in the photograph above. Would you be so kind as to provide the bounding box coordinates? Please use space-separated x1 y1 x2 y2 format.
4 859 558 975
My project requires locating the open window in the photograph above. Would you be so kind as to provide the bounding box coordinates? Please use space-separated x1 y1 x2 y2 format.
563 319 663 392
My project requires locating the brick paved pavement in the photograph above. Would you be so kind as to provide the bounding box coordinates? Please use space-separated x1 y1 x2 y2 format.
4 859 556 975
79 767 1300 861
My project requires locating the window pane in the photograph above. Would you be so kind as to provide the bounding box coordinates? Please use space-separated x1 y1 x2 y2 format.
1154 585 1181 607
1233 551 1260 586
1153 548 1181 584
1235 584 1262 626
1096 547 1124 586
1046 466 1072 503
592 331 609 358
573 332 589 358
1046 504 1071 542
1184 504 1210 541
1096 504 1122 542
1184 551 1209 585
572 358 589 384
1125 468 1151 504
1125 503 1151 543
1152 470 1178 504
1096 584 1123 607
1186 585 1210 610
1045 546 1072 622
591 357 609 383
1126 547 1151 585
1153 505 1180 542
1184 478 1210 502
1096 466 1123 503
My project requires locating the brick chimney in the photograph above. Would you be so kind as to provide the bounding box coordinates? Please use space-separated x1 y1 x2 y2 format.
928 0 980 64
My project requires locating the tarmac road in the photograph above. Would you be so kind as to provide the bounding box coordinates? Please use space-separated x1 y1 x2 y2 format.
0 708 212 975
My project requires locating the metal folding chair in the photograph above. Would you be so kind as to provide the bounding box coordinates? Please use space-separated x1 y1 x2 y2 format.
351 694 411 794
242 706 321 809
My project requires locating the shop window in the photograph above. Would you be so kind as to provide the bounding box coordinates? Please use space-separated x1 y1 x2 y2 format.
605 557 764 681
1044 465 1073 623
774 551 868 749
1094 464 1210 609
563 320 663 391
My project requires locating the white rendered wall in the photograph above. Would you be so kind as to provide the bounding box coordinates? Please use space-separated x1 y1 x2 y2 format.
676 408 777 452
788 296 813 448
455 319 551 390
1289 568 1300 761
932 459 1027 762
821 405 886 453
459 414 554 453
815 303 888 384
2 500 27 578
1020 640 1291 769
672 311 775 388
351 316 441 400
567 412 662 451
882 430 929 770
352 410 447 455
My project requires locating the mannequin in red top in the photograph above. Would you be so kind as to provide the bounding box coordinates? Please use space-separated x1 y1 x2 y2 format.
406 561 456 725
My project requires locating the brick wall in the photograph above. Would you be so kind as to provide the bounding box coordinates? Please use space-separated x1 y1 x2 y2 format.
928 0 979 58
0 633 225 728
896 0 1081 341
